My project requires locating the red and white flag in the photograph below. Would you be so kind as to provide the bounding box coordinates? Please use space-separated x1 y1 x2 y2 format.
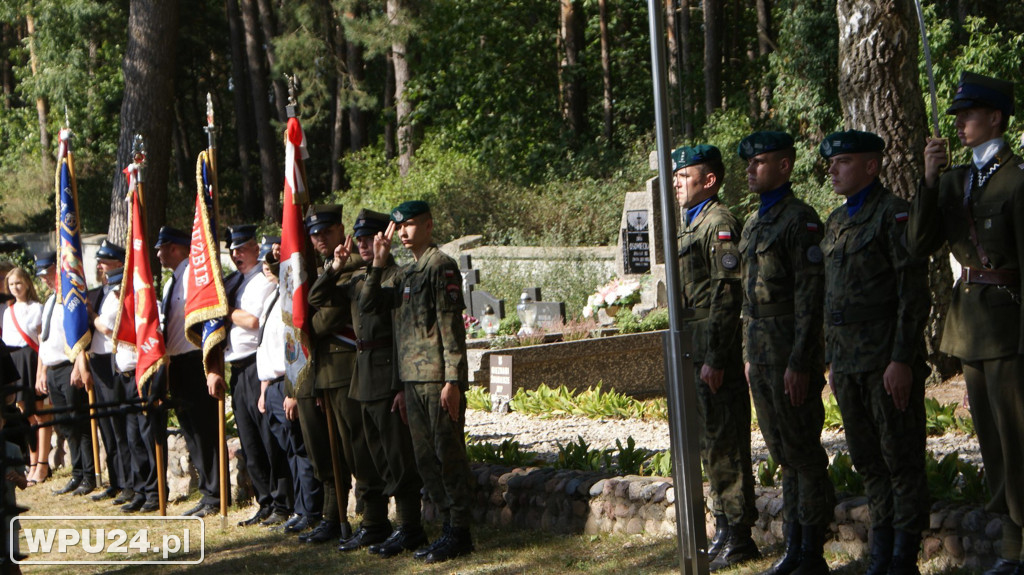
279 116 313 390
113 151 167 393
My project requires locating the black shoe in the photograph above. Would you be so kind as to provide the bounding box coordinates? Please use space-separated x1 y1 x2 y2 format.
52 477 82 496
238 506 272 527
984 559 1023 575
338 523 392 552
759 522 802 575
414 523 450 560
707 515 730 563
423 526 474 564
121 495 146 513
141 499 160 512
91 487 119 501
864 526 894 575
371 525 429 558
182 502 207 516
709 524 761 571
192 504 220 518
112 488 135 505
283 515 315 534
301 520 341 543
72 481 97 496
260 510 291 527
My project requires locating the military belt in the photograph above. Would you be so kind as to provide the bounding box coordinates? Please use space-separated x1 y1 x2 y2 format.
743 301 794 319
229 354 256 370
961 266 1019 286
356 337 393 351
828 303 896 326
682 308 710 321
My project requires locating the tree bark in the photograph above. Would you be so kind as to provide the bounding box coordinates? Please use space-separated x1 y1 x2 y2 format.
598 0 612 143
836 0 958 380
703 0 722 115
756 0 773 114
559 0 587 142
327 3 346 194
239 0 281 222
679 0 693 138
255 0 287 121
388 0 415 176
384 47 396 160
225 0 257 221
108 0 180 248
25 14 51 169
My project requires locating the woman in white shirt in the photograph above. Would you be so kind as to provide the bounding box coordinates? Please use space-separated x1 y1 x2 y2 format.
3 267 51 485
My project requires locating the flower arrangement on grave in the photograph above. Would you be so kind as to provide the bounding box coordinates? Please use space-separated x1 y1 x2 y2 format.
582 276 644 318
463 313 484 339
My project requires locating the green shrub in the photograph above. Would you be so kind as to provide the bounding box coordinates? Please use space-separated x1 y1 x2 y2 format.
465 436 541 466
758 455 781 487
466 385 492 411
828 452 864 496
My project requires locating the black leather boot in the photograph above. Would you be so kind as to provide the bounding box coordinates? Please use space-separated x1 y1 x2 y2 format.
707 514 730 563
710 523 761 571
888 530 921 575
864 526 894 575
759 522 802 575
791 524 829 575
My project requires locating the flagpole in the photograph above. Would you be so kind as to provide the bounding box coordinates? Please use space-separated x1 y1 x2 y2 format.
83 353 102 488
203 94 230 522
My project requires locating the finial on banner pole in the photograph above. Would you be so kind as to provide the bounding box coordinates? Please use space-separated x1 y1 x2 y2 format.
286 74 298 119
132 134 146 184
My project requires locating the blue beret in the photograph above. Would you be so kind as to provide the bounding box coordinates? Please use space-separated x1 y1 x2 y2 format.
352 209 391 238
947 72 1015 117
154 226 190 248
227 224 258 250
390 201 430 224
671 145 721 172
819 130 885 158
738 131 794 160
96 239 126 262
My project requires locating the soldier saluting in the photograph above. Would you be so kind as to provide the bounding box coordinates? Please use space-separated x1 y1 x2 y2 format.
908 72 1024 575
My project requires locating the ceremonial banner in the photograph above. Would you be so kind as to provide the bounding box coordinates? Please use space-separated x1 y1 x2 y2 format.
55 128 91 359
183 150 228 373
113 157 167 392
280 116 312 391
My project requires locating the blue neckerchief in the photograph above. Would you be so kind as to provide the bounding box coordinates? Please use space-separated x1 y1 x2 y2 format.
758 183 792 217
685 197 714 226
845 181 876 217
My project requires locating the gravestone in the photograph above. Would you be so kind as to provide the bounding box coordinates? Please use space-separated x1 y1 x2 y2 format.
518 287 565 327
460 254 506 320
489 355 513 413
613 156 670 312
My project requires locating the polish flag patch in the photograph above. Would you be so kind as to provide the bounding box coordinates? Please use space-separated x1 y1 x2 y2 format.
806 222 820 232
718 230 733 241
895 212 909 223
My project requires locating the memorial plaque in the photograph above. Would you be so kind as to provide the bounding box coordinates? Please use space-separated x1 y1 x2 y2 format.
534 301 565 325
623 209 651 274
489 354 513 413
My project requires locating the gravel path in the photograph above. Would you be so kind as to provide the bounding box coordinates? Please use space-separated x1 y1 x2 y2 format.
465 408 982 468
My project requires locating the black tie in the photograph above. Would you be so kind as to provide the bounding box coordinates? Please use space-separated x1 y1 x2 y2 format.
162 273 177 336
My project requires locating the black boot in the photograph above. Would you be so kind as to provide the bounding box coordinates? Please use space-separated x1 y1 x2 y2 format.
888 530 921 575
707 515 730 563
792 524 829 575
759 522 802 575
414 523 450 560
710 523 761 571
864 526 894 575
424 526 474 564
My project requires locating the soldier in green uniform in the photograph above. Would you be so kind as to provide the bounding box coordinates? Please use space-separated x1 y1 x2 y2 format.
337 209 426 558
737 131 834 575
370 200 475 564
819 130 930 575
672 144 759 571
291 205 356 544
909 72 1024 575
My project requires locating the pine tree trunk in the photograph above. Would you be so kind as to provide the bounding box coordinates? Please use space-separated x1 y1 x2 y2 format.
108 0 180 247
703 0 722 115
388 0 415 176
679 0 693 138
836 0 958 381
255 0 287 121
328 6 346 194
384 48 396 160
756 0 773 114
559 0 587 142
239 0 281 222
598 0 612 142
25 14 51 169
225 0 256 220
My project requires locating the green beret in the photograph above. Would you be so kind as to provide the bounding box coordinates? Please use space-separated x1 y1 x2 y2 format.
671 144 722 172
390 200 431 223
737 131 794 160
819 130 885 158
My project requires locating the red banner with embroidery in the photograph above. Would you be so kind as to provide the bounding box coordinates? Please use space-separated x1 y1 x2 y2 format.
280 116 313 394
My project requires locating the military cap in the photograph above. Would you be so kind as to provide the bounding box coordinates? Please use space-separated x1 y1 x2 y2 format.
304 205 343 235
671 145 722 172
258 235 280 263
34 251 56 276
154 226 190 248
352 209 391 238
96 239 126 262
226 224 258 250
390 200 430 223
737 131 794 160
946 71 1015 117
819 130 885 158
105 267 124 287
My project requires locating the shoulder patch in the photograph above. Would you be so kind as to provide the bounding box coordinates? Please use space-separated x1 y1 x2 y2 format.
721 252 739 270
806 245 823 264
894 211 909 223
805 222 820 232
717 230 733 241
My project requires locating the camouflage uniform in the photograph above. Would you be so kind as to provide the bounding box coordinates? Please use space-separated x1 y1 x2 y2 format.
739 191 834 528
822 185 930 532
678 196 757 527
908 143 1024 563
390 244 473 530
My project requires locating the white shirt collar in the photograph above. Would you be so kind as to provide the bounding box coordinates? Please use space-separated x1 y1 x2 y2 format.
972 138 1004 169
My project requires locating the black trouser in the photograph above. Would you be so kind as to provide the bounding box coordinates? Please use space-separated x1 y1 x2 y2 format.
231 356 290 513
90 353 128 490
47 361 94 480
123 369 166 502
266 380 321 517
167 351 224 506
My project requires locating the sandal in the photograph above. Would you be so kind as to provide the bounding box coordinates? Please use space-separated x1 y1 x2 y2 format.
32 462 50 486
25 464 37 486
